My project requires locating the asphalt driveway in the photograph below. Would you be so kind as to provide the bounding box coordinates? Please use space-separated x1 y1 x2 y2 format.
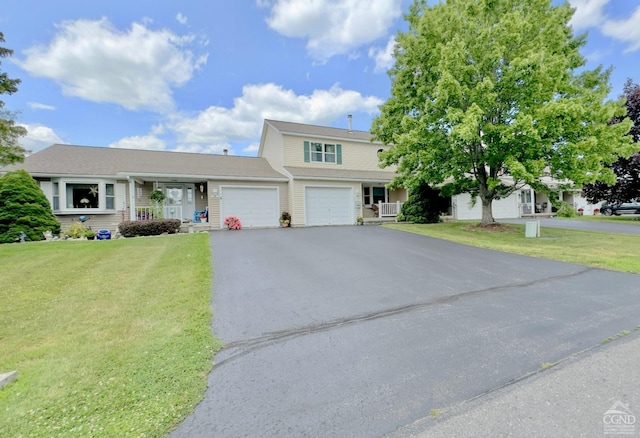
170 226 640 437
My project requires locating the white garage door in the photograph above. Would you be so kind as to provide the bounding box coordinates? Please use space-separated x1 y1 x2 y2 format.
455 193 520 220
220 187 279 228
492 194 519 219
305 187 353 226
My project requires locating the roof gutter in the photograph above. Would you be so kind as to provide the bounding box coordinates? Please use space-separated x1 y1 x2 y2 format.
117 172 289 182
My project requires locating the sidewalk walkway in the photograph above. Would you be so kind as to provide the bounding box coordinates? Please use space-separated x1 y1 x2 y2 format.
393 333 640 437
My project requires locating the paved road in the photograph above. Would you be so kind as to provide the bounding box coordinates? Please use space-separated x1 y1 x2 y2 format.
170 226 640 437
395 332 640 437
501 217 640 234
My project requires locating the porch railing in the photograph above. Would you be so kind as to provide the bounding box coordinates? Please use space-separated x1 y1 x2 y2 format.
376 201 404 218
135 206 158 221
135 206 183 221
163 206 183 220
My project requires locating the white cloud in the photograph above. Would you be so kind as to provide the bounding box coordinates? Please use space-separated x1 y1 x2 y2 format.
18 18 206 113
368 35 396 73
264 0 402 61
108 134 167 151
243 143 260 153
568 0 610 31
27 102 56 111
176 13 188 25
18 124 64 154
600 6 640 53
174 143 231 154
569 0 640 53
171 82 382 146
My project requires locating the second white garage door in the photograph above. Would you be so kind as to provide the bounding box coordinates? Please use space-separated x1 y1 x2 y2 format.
305 187 354 226
220 187 279 228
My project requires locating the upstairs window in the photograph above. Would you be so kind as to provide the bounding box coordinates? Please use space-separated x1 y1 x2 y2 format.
304 141 342 164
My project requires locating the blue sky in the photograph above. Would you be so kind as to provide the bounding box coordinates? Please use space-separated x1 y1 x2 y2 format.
1 0 639 157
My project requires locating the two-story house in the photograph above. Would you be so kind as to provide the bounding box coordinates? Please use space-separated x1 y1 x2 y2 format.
259 119 407 226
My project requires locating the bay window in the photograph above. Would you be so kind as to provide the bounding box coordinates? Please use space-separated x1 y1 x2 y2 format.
52 179 117 212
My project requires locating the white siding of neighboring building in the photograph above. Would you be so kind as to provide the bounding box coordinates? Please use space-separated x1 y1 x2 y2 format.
454 193 520 220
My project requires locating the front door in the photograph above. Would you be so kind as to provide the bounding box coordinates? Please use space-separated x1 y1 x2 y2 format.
163 184 196 221
520 190 533 215
363 185 388 206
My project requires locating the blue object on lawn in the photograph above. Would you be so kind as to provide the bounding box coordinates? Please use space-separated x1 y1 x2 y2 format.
96 229 111 240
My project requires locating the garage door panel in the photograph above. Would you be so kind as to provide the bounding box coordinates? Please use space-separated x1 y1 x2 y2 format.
221 187 279 228
306 187 353 226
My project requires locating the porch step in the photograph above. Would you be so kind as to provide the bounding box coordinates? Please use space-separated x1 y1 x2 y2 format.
179 222 213 233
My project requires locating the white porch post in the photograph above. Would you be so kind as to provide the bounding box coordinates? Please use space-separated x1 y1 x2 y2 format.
377 201 382 218
396 201 400 215
128 177 137 221
530 188 535 213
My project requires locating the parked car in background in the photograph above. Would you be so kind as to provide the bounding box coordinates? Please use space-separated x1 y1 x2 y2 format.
600 200 640 216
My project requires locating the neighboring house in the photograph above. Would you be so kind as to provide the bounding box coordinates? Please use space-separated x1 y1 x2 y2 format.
259 119 407 226
1 118 600 234
451 175 599 220
0 144 289 232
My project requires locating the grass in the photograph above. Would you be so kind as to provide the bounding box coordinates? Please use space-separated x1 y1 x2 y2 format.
559 214 640 224
0 234 221 437
384 222 640 273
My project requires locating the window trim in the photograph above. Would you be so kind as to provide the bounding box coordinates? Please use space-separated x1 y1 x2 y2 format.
363 185 388 207
304 141 342 164
52 178 118 214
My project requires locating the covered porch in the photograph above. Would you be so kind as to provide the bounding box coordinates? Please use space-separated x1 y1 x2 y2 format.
126 178 210 224
362 183 407 219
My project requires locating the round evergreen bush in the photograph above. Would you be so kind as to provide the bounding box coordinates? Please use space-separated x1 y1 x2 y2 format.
0 170 61 243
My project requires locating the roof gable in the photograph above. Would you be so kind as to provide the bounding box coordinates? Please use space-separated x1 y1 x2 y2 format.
265 119 380 144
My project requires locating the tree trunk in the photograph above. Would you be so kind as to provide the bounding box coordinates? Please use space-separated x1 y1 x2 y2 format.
480 196 495 225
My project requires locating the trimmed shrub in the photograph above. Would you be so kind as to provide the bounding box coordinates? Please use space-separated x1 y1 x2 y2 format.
118 219 181 237
401 182 449 224
0 170 61 243
66 221 88 238
555 201 578 218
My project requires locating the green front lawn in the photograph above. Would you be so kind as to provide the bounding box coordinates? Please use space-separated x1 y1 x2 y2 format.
559 214 640 224
385 222 640 273
0 234 221 437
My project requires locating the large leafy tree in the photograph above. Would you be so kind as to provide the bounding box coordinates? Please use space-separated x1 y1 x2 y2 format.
582 79 640 204
372 0 634 224
0 32 28 166
0 169 61 243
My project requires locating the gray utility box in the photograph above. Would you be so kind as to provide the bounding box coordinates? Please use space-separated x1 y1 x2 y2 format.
525 220 541 238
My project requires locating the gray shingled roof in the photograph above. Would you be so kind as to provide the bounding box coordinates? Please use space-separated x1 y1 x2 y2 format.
2 144 288 180
284 166 396 182
266 119 380 143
